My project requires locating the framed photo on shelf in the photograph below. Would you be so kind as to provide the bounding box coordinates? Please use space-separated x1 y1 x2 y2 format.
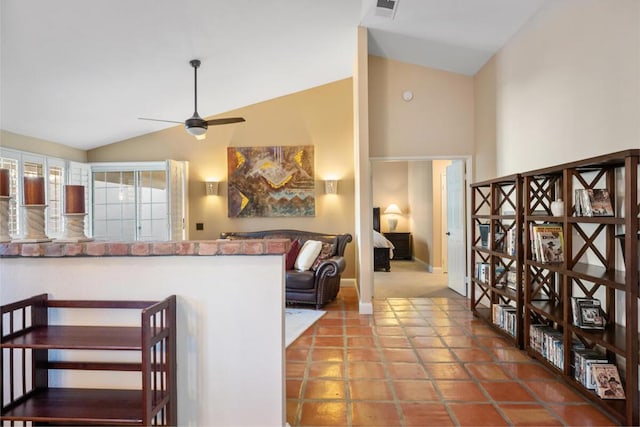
577 299 606 329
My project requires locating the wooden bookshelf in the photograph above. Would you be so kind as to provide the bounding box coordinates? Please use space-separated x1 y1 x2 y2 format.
520 149 639 426
1 294 177 425
470 174 524 348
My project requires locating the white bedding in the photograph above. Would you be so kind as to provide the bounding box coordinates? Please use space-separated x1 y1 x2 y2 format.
373 230 395 259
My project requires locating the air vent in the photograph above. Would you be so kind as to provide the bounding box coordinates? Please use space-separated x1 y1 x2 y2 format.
375 0 399 18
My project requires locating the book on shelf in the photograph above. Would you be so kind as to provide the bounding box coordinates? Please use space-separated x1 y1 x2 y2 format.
492 304 517 336
575 188 614 217
493 232 505 252
478 223 490 248
475 262 490 283
506 268 518 290
591 363 625 399
531 224 564 263
573 348 608 390
495 266 506 288
505 227 517 256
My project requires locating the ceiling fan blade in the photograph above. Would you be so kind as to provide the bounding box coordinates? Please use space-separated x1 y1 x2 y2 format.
138 117 185 124
206 117 246 126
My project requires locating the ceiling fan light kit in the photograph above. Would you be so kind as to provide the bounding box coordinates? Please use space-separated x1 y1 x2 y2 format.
139 59 245 140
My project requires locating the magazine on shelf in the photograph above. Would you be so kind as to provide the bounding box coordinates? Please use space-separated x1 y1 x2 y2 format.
591 364 625 399
577 189 593 217
575 188 614 217
532 224 564 263
590 189 614 216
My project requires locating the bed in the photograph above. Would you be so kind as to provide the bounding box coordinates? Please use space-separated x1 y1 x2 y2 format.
373 207 394 271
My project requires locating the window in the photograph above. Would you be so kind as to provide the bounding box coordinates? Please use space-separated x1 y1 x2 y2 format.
0 157 18 236
0 148 186 242
91 161 186 242
1 149 69 239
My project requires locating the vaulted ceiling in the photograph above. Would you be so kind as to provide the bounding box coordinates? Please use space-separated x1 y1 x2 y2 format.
0 0 547 150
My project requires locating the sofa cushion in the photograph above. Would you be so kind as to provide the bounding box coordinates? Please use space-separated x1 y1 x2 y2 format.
311 241 336 271
285 239 301 270
294 240 323 271
286 270 316 290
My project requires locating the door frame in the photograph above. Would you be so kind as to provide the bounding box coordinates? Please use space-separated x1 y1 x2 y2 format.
368 155 473 300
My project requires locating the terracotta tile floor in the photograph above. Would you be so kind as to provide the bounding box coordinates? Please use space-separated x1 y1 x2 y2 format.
286 288 619 426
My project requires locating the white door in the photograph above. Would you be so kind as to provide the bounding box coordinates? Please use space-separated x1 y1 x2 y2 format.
441 170 448 273
446 160 466 296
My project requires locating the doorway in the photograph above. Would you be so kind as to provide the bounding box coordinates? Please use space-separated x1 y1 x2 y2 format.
371 158 468 299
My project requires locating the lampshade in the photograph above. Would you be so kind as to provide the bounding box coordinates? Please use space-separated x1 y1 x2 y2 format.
205 181 219 196
324 180 338 194
186 125 207 137
384 204 402 215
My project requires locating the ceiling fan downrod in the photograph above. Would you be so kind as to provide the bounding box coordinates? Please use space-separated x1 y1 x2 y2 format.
190 59 201 117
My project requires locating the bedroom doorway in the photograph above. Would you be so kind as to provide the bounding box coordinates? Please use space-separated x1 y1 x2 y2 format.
371 157 469 298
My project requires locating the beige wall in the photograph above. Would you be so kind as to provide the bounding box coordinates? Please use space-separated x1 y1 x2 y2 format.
479 0 640 175
408 161 432 267
88 79 356 278
0 130 87 162
473 58 497 182
371 161 409 232
368 56 475 158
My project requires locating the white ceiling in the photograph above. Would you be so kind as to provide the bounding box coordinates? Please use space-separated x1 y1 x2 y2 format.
0 0 547 150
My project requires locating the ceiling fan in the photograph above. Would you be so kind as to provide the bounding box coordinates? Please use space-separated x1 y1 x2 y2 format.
139 59 245 140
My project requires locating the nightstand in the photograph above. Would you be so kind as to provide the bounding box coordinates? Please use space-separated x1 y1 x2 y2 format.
384 232 412 260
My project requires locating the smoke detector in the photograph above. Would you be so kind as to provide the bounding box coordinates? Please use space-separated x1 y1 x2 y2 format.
375 0 399 19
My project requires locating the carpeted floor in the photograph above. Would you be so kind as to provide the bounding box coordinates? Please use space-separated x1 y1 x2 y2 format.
374 260 462 299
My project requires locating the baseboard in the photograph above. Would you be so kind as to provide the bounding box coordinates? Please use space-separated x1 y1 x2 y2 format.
350 279 373 314
341 278 356 288
413 258 434 273
359 301 373 314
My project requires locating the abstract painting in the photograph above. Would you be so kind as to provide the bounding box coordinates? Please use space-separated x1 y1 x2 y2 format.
227 145 315 217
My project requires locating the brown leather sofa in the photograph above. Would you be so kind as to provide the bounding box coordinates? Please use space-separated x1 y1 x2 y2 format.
220 230 352 309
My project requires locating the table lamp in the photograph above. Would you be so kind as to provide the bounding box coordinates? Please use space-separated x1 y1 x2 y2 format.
384 203 402 231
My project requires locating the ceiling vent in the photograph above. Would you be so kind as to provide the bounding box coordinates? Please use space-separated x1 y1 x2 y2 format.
375 0 399 19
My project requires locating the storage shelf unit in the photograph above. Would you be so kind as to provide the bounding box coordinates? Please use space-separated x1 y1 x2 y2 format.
1 294 177 426
470 174 524 348
521 150 639 426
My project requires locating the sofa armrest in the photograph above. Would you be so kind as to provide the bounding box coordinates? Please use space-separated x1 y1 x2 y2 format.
315 256 346 278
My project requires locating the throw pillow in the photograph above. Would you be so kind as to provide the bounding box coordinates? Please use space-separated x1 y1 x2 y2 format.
285 239 301 270
294 240 323 271
311 242 336 271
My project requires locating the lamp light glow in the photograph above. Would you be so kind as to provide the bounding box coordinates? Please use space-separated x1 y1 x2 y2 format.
186 125 207 137
324 180 338 195
384 203 402 231
205 181 219 196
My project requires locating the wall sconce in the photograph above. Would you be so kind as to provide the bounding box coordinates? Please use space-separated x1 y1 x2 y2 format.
384 203 402 231
324 180 338 195
205 181 219 196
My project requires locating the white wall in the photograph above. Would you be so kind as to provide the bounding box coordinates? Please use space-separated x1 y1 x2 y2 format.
487 0 640 175
0 255 286 426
